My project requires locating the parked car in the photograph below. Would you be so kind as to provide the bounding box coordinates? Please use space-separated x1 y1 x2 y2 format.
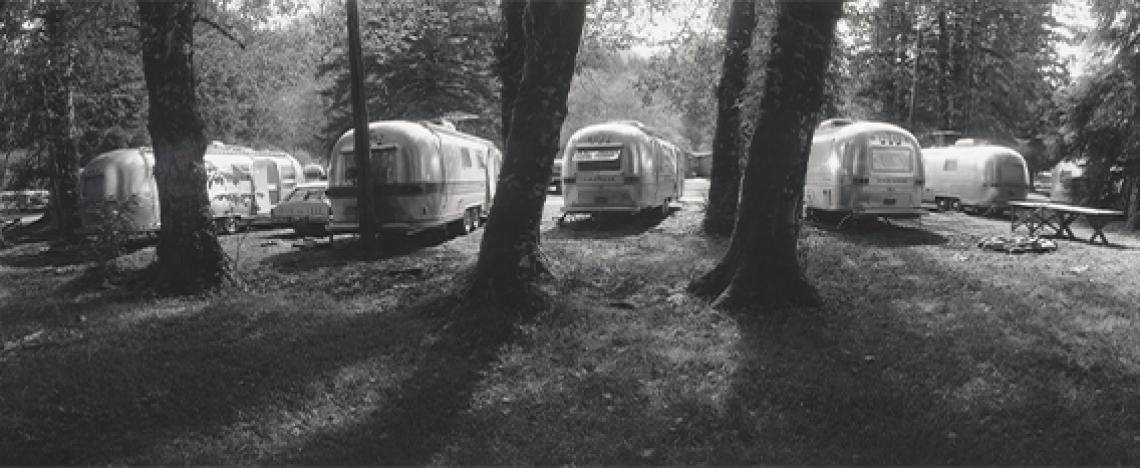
270 181 330 236
550 157 563 193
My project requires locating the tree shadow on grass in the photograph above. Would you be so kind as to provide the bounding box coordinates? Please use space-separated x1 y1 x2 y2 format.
0 285 506 465
264 229 469 274
546 209 673 240
0 236 156 269
808 217 950 247
713 252 1140 464
267 297 522 465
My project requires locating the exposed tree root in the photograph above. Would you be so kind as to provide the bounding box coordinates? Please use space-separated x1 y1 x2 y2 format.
712 271 821 312
688 255 736 299
443 263 555 350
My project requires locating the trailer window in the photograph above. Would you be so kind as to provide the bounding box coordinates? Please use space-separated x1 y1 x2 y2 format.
371 147 399 182
575 147 621 172
280 162 296 180
81 175 104 202
340 152 357 185
575 148 620 161
943 159 958 171
338 147 399 185
461 148 473 168
870 147 914 173
998 162 1026 184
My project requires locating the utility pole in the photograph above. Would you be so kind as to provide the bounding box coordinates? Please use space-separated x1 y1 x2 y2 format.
346 0 375 249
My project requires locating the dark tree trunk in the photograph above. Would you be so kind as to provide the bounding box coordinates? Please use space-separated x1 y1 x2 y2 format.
935 4 952 129
496 0 526 145
465 0 587 312
704 0 757 236
43 3 80 241
690 0 843 310
1124 161 1140 230
137 1 228 293
907 16 922 127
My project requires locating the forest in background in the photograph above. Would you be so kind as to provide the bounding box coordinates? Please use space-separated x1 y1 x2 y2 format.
0 0 1136 209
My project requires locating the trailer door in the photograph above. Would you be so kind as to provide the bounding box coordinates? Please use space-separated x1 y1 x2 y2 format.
251 159 271 215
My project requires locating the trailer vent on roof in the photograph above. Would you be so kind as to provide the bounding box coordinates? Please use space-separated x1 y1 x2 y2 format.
817 118 855 132
954 138 988 146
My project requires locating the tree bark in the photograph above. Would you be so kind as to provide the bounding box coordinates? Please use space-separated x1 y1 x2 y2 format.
43 3 81 241
907 12 921 127
703 0 757 236
496 0 526 145
935 4 952 129
137 1 228 293
466 0 587 311
690 0 843 311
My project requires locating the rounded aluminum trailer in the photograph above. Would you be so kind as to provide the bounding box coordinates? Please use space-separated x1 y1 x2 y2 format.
803 119 926 219
325 120 502 235
1049 160 1086 203
78 148 161 234
561 121 685 215
921 142 1030 211
79 144 306 234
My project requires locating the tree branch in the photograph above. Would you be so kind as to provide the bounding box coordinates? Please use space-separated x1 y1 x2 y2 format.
194 15 245 49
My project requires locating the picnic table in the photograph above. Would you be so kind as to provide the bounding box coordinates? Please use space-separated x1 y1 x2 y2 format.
1008 200 1125 245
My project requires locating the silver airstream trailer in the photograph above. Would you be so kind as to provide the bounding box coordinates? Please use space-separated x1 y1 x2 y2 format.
251 149 305 214
803 119 926 219
79 144 306 234
79 148 161 233
1048 160 1086 203
326 120 502 236
560 121 685 216
921 140 1030 212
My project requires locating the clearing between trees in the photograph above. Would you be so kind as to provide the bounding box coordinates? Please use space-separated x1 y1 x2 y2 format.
2 200 1139 465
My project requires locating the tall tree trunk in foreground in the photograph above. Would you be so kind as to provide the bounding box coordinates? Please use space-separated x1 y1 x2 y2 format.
690 0 843 310
465 0 587 310
137 1 228 292
703 0 757 236
496 0 526 145
44 3 81 241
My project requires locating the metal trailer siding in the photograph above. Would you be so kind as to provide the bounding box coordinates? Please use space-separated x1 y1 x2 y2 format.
326 120 498 234
79 148 161 234
922 145 1029 208
78 146 304 234
805 121 926 217
1049 160 1085 203
562 122 682 214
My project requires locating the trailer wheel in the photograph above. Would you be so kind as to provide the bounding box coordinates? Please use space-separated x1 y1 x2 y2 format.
462 208 477 234
217 217 239 235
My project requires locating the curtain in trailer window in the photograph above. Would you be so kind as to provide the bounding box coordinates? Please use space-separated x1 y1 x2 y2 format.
339 151 357 185
575 146 621 171
371 147 400 183
870 146 914 173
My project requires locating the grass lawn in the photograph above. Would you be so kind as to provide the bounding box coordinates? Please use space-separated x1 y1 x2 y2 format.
2 202 1139 465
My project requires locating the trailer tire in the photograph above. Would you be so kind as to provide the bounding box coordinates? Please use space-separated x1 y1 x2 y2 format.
217 217 239 235
462 208 478 234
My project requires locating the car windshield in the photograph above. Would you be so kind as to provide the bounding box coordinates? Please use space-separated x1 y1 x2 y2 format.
285 188 319 202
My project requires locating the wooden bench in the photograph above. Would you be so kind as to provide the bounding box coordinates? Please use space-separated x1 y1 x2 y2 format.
1008 201 1125 245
